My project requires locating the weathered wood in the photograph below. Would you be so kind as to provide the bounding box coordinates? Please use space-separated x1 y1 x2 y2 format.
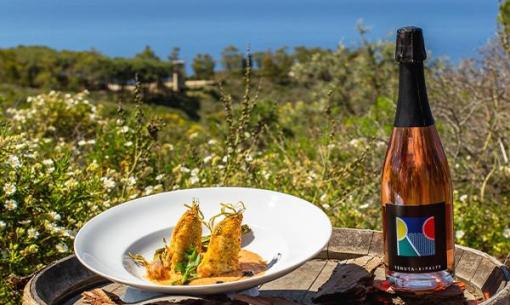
327 228 374 260
260 260 327 302
312 263 373 304
23 228 510 305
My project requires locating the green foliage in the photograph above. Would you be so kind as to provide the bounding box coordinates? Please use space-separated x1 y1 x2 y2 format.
221 45 243 73
499 0 510 52
136 45 160 61
174 247 201 284
192 54 215 79
0 46 173 91
168 47 181 62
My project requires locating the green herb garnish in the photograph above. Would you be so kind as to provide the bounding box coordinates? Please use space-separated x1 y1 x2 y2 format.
174 247 202 284
128 252 149 267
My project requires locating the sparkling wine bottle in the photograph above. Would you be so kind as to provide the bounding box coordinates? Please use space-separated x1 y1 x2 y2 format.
381 26 455 292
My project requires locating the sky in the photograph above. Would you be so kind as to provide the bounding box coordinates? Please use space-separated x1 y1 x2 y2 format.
0 0 499 67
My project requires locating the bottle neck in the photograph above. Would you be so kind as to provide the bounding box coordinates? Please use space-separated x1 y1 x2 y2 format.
394 62 434 127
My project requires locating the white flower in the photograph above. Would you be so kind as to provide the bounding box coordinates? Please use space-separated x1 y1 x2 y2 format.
203 155 213 164
129 194 139 199
4 199 17 211
42 159 55 173
7 155 21 168
0 221 6 230
455 230 465 239
49 211 62 221
28 228 39 239
44 221 58 233
189 176 199 185
327 143 335 150
124 141 133 147
180 166 190 174
244 132 251 139
191 168 199 176
359 203 370 209
155 174 165 181
3 183 16 196
222 156 228 163
503 228 510 239
459 194 468 203
119 126 130 133
144 186 154 195
322 203 331 209
78 140 86 146
42 159 54 167
18 219 31 225
126 176 137 186
349 138 364 148
320 193 328 202
208 139 217 145
245 154 253 162
87 139 96 145
62 229 75 239
101 177 116 190
56 243 69 253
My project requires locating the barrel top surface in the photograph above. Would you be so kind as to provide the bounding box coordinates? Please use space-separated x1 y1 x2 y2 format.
23 228 510 305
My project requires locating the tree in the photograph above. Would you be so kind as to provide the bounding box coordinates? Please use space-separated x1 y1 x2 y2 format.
135 45 160 61
192 53 215 79
221 45 243 73
252 51 265 70
168 47 181 62
260 51 279 78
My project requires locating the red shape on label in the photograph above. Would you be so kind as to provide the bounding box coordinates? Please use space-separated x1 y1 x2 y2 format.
423 216 435 240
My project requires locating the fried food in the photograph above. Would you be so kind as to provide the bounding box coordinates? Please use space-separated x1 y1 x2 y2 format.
165 200 203 275
197 208 243 277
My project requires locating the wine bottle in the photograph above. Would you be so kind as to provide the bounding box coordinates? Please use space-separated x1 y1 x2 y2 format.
381 26 455 291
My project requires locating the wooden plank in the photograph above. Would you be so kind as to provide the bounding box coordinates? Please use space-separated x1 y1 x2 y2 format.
456 250 482 282
455 246 465 268
259 260 327 302
327 228 374 260
367 232 383 257
302 260 338 304
471 258 499 291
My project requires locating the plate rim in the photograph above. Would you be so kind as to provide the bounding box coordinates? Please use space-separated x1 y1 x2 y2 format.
74 186 332 293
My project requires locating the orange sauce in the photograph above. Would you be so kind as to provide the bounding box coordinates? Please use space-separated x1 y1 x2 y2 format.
147 249 266 286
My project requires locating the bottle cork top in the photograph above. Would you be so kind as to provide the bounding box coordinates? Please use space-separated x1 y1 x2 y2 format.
395 26 427 63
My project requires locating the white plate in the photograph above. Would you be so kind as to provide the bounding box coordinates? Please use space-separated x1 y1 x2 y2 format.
74 187 332 295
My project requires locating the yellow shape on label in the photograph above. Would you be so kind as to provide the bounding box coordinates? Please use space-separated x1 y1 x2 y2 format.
396 217 407 241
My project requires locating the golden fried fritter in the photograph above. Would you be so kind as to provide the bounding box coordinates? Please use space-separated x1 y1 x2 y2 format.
165 202 203 273
197 213 243 277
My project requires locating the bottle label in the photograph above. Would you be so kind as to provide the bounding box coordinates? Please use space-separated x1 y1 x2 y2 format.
385 202 447 273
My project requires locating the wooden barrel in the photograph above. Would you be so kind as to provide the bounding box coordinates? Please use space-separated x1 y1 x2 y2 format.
23 228 510 305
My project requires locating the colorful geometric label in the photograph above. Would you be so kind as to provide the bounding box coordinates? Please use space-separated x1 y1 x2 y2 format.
396 216 435 257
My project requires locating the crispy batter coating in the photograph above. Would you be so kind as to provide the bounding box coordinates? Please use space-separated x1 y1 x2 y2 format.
165 203 202 273
197 213 243 277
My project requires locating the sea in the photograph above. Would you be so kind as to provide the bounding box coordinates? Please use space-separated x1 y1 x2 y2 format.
0 0 498 70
